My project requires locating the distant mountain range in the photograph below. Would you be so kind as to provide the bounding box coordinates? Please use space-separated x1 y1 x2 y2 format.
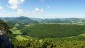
1 16 85 24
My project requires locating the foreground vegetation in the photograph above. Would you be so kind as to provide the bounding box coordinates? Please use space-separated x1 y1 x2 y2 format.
12 36 85 48
7 23 85 48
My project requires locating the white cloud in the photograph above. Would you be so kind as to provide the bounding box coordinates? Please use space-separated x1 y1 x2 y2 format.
33 8 44 15
0 10 85 18
16 9 30 16
15 8 44 17
17 9 25 14
0 6 4 11
8 0 25 9
35 8 44 12
21 0 25 2
0 8 30 17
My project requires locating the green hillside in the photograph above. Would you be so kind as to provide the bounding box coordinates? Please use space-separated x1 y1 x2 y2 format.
1 18 85 48
21 24 85 38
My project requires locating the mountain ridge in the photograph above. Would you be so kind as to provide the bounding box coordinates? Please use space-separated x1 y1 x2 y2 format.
1 16 85 24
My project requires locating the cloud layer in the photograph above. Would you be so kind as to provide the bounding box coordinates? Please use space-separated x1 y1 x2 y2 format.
8 0 25 9
0 6 3 11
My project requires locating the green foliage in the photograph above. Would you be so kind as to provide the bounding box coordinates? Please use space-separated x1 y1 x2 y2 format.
0 19 10 29
12 30 22 34
2 17 85 48
4 19 85 48
15 23 25 30
11 37 85 48
21 24 85 38
6 21 16 28
12 38 56 48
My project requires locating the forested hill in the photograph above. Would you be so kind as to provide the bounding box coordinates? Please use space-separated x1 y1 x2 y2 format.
1 16 39 24
1 16 39 28
1 16 85 48
1 16 85 24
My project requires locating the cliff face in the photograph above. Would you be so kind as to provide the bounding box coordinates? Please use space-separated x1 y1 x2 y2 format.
0 28 13 48
0 30 7 35
0 19 14 48
0 19 11 34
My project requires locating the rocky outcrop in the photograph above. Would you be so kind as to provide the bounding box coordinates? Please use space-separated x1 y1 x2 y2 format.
0 30 7 35
0 19 14 48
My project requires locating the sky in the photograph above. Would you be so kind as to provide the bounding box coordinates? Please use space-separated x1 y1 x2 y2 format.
0 0 85 18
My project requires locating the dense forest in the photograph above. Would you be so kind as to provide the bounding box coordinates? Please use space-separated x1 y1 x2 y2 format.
21 24 85 38
1 17 85 48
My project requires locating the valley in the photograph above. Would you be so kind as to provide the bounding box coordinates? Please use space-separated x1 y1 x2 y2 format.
1 16 85 48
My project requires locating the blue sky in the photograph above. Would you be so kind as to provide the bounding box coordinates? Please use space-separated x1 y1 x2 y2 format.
0 0 85 18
